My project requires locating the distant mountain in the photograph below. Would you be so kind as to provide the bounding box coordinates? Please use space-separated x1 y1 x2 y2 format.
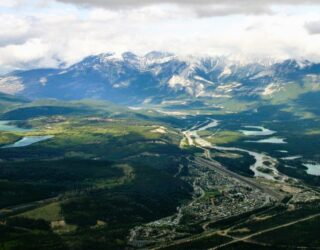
0 92 29 113
0 52 320 105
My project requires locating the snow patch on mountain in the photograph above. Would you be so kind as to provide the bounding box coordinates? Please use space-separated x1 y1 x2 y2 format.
168 75 190 88
161 100 187 105
219 67 232 79
0 77 24 95
113 81 130 88
39 77 47 86
144 51 175 66
217 82 242 93
193 76 215 85
262 83 283 96
1 52 319 104
250 70 274 79
169 75 206 96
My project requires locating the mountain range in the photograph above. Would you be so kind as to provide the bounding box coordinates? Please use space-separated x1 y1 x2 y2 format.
1 51 320 105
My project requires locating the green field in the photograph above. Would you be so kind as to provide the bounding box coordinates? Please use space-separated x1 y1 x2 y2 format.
0 94 320 249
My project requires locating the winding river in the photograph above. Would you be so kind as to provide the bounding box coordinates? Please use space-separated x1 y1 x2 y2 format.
183 119 287 181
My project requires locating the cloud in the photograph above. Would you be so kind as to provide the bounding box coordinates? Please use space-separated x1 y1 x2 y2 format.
305 20 320 34
1 1 320 73
56 0 320 16
0 15 36 47
0 0 37 8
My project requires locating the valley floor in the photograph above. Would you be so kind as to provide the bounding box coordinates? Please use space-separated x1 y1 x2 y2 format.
0 100 320 249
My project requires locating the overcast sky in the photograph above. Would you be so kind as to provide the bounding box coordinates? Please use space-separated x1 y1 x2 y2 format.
1 0 320 73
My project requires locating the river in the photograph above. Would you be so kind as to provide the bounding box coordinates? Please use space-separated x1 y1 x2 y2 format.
183 118 287 182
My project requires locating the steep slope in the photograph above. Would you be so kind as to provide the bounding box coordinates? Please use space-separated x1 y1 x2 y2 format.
0 52 320 105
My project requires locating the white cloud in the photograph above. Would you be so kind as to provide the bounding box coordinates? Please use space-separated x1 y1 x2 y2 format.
1 1 320 73
0 14 34 46
305 20 320 34
56 0 320 16
0 0 16 7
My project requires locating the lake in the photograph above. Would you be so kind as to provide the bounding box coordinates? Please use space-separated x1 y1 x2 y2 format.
0 121 32 132
2 135 54 148
303 163 320 176
239 126 276 136
246 137 287 144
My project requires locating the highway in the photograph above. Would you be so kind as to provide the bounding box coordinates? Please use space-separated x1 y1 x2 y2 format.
211 213 320 249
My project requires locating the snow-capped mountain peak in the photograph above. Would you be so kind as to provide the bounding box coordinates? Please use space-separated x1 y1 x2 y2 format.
0 52 319 104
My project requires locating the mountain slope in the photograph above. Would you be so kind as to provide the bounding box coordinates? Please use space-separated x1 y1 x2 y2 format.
0 92 29 113
0 52 320 105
